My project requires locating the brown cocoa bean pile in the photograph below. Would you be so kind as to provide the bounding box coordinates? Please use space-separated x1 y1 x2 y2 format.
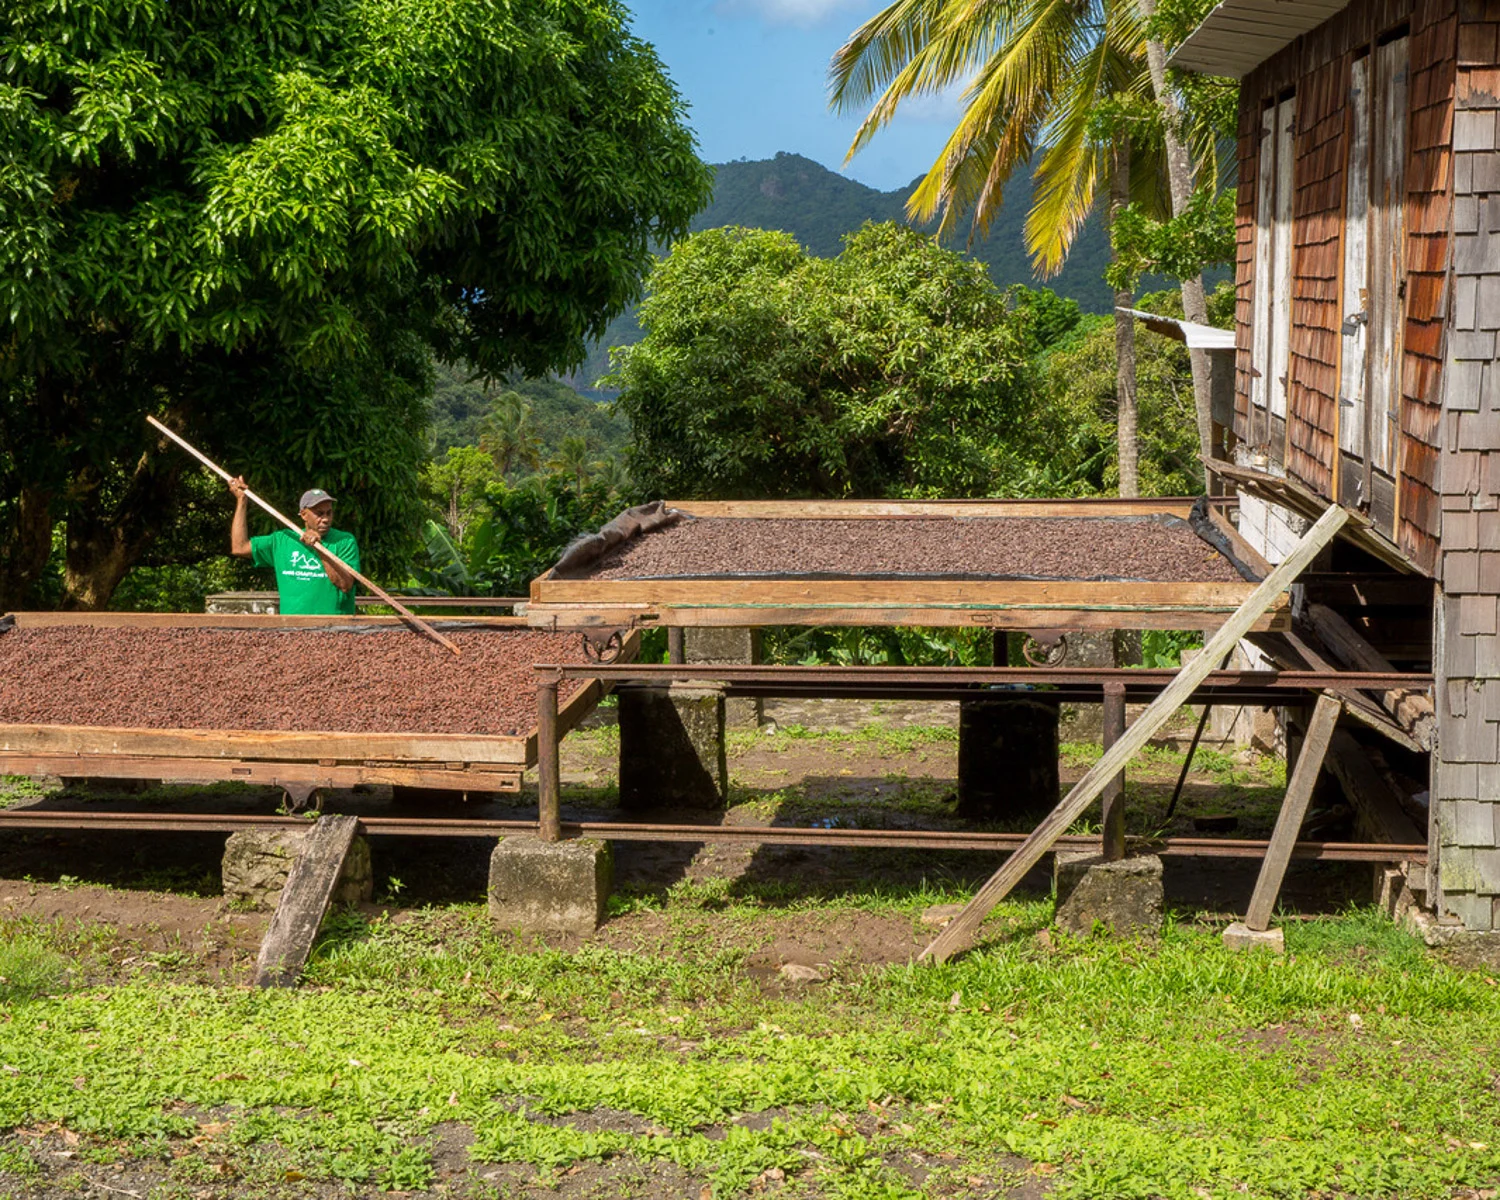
0 627 594 736
568 516 1242 583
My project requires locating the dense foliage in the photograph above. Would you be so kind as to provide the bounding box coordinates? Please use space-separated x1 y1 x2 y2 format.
0 0 709 609
612 223 1047 500
573 152 1160 388
428 368 629 463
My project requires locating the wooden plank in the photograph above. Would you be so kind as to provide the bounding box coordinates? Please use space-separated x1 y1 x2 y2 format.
5 611 527 631
1253 102 1279 424
0 754 523 793
1325 729 1425 844
254 814 361 988
532 578 1273 608
0 724 530 765
664 499 1206 519
526 602 1292 633
1243 692 1343 931
918 504 1349 963
1368 35 1409 482
1340 54 1371 464
1209 459 1426 575
1271 96 1297 425
1207 507 1275 577
1303 602 1435 747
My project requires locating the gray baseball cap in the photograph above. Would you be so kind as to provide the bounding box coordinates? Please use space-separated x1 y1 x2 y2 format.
298 488 335 510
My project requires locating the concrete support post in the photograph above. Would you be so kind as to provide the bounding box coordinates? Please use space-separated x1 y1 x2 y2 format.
618 684 727 810
956 696 1061 822
683 628 762 727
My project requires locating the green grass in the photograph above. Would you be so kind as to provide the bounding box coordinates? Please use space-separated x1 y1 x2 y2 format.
0 935 69 1004
1 902 1497 1198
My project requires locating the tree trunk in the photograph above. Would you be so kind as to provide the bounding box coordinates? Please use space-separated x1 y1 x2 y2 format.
60 453 184 610
0 482 57 611
1109 137 1140 498
1139 0 1215 463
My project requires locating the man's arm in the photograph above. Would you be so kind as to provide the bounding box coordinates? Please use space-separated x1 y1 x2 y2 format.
229 477 252 556
301 530 357 593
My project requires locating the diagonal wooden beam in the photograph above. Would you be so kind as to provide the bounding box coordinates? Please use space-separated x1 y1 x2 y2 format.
254 814 361 987
1243 691 1342 931
919 505 1350 963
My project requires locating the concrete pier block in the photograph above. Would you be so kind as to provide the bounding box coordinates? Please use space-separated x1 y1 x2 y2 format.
957 696 1060 822
683 627 762 728
488 836 612 935
1053 851 1164 938
1223 921 1286 952
223 828 372 911
618 685 727 810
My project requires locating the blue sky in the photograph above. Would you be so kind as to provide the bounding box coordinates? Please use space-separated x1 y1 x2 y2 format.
623 0 961 193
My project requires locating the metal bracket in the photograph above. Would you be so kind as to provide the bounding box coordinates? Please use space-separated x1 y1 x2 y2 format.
582 629 626 664
1022 632 1070 668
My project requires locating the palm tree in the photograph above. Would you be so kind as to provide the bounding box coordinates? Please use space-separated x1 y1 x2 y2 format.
829 0 1161 495
590 456 631 499
548 435 592 494
477 391 541 478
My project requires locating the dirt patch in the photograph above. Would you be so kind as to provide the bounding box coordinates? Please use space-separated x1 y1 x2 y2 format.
0 626 593 735
568 515 1241 583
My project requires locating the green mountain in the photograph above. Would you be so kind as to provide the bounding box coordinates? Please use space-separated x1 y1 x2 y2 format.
568 151 1125 390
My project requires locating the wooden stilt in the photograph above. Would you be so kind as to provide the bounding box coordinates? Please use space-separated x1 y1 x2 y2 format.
1242 692 1341 931
253 814 361 988
1101 682 1127 862
918 504 1348 963
537 676 561 842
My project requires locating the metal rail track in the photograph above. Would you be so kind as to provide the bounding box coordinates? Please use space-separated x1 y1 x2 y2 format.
0 809 1424 862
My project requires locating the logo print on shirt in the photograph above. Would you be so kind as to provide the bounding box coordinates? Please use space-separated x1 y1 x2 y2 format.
290 548 323 572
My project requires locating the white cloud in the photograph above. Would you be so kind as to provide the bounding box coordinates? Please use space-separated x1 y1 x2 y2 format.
714 0 870 29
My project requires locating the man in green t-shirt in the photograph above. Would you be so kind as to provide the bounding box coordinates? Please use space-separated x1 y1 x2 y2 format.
229 478 361 615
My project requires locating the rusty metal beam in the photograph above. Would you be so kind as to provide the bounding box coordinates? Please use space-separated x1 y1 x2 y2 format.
0 809 1425 862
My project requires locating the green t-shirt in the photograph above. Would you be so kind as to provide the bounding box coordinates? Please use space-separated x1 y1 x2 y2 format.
249 528 361 615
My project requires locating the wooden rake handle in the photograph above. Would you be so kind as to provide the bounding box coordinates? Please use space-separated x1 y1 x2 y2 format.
146 416 461 657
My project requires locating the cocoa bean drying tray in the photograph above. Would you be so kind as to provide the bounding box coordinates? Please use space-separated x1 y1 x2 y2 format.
526 496 1287 634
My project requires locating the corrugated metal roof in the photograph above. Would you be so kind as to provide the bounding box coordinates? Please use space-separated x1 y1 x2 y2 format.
1118 308 1238 350
1169 0 1353 77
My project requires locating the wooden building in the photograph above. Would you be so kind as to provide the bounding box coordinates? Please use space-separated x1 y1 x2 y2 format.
1175 0 1500 929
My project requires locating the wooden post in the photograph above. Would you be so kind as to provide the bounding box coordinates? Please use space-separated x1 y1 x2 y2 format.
1242 692 1341 931
537 677 561 842
253 814 360 988
668 627 686 665
919 504 1348 963
1101 681 1127 861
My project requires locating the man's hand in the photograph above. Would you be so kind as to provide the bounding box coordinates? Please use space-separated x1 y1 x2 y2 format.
229 477 252 556
300 528 322 547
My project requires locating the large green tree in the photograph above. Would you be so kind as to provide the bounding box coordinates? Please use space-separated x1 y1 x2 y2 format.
0 0 709 609
829 0 1167 496
610 223 1036 500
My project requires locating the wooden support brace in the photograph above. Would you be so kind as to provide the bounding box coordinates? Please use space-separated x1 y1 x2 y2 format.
1324 729 1425 846
253 814 361 988
1302 603 1434 750
1243 692 1342 931
918 504 1349 964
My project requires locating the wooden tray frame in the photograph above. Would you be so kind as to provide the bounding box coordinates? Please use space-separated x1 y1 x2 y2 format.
0 614 632 795
526 499 1290 633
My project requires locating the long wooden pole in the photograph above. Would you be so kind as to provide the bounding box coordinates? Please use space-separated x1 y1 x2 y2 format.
146 416 461 657
919 503 1349 963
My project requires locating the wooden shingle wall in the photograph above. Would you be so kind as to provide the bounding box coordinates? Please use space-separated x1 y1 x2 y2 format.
1233 0 1455 574
1433 0 1500 932
1400 0 1460 569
